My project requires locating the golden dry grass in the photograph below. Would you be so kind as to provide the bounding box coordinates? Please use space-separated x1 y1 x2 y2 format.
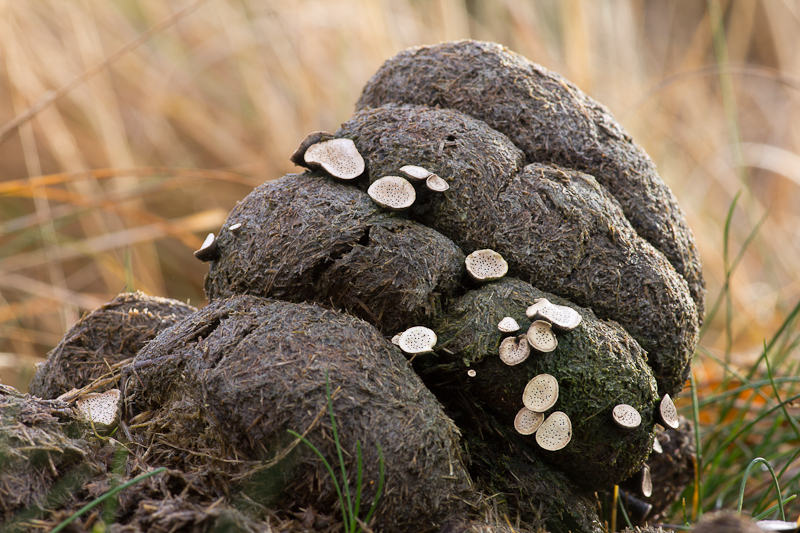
1 0 799 478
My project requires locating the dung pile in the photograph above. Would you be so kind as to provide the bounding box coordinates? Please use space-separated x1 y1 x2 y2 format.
28 291 196 399
11 39 700 533
356 39 705 321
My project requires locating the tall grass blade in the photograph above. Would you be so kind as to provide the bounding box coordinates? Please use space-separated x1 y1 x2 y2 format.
50 467 166 533
737 458 784 520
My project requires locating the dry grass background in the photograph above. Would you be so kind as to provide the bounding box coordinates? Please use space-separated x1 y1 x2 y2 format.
0 0 799 519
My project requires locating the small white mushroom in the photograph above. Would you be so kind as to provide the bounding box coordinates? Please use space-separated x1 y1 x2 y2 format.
425 174 450 192
193 232 219 262
499 335 530 366
467 369 477 378
304 138 365 180
526 320 558 353
497 317 520 333
641 464 653 498
399 165 432 182
229 222 242 233
367 176 416 210
612 404 642 429
76 389 121 427
525 298 550 318
522 373 559 412
652 437 663 454
535 411 572 451
657 394 680 429
391 333 401 346
398 326 437 355
464 249 508 282
290 131 334 167
532 300 582 331
514 407 545 435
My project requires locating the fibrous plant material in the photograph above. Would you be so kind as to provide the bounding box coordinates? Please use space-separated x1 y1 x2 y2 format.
0 385 98 523
337 104 698 397
465 249 508 282
528 298 582 331
535 411 572 451
612 404 642 429
431 278 659 490
399 164 432 181
657 394 679 429
123 295 474 532
356 40 705 320
302 137 365 180
497 317 520 333
367 175 416 210
426 174 450 192
203 174 464 333
398 326 437 355
28 291 196 399
514 407 544 435
498 334 529 366
193 232 219 262
291 130 334 167
76 389 120 427
522 374 559 412
526 321 557 353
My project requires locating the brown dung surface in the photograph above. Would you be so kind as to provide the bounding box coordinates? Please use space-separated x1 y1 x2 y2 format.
203 173 465 333
339 103 698 397
356 40 705 321
27 291 196 400
123 295 474 532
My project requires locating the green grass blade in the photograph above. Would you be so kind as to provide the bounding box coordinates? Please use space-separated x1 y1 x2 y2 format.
690 371 703 519
325 371 355 530
50 467 166 533
737 457 784 521
753 494 797 521
287 429 348 528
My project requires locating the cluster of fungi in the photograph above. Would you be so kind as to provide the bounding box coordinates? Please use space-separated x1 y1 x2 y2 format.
2 41 700 533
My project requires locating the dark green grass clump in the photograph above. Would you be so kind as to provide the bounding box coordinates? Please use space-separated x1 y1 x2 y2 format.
356 39 705 321
339 104 697 396
428 278 658 490
0 385 95 524
123 295 474 532
204 173 465 333
27 291 196 399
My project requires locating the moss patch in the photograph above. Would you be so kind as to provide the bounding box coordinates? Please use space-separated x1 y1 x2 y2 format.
428 278 658 490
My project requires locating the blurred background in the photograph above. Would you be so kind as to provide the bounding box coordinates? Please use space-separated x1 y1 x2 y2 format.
1 0 799 522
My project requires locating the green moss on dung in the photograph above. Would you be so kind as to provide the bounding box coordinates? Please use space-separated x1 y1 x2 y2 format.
356 39 705 321
429 278 658 490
